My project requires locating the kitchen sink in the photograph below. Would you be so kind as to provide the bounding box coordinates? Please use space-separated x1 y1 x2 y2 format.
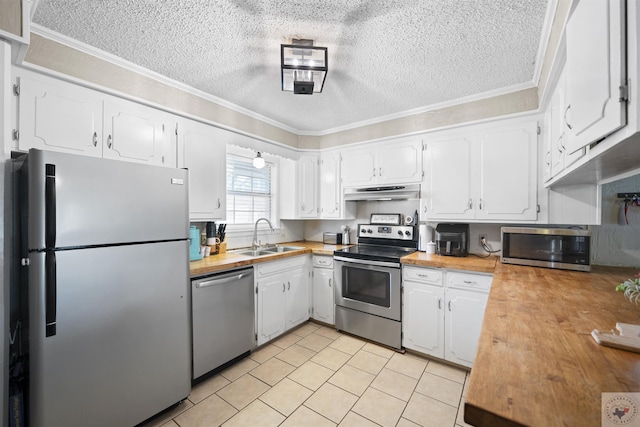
231 246 306 257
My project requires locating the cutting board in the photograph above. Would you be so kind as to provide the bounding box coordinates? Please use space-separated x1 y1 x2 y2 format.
592 323 640 353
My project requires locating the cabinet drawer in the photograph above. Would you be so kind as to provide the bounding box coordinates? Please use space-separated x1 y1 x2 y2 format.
313 256 333 268
403 266 443 285
256 255 308 277
446 271 492 292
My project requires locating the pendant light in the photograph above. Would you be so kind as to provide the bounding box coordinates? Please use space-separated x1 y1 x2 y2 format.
281 39 328 94
253 152 265 169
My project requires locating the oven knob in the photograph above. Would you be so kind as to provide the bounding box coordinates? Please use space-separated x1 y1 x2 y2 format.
405 231 411 236
366 229 373 233
397 230 403 236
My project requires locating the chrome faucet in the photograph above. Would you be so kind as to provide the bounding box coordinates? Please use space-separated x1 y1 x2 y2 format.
252 218 274 250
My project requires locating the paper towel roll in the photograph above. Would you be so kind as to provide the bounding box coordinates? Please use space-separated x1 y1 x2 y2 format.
418 224 428 251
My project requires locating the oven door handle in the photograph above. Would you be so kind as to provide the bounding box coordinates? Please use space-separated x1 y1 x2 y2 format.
334 256 400 269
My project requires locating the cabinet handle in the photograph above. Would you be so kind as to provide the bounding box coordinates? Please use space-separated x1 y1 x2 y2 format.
564 104 573 130
92 132 98 147
282 283 285 293
107 134 112 149
329 278 332 287
479 199 483 210
557 134 564 153
463 280 478 285
560 134 567 152
423 205 427 213
373 168 376 177
379 167 382 176
335 202 338 211
301 203 306 211
468 199 473 210
288 281 291 290
448 300 452 311
545 150 551 166
438 298 442 309
217 198 221 209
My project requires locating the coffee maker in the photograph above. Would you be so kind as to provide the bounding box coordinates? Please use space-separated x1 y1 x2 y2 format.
435 223 469 257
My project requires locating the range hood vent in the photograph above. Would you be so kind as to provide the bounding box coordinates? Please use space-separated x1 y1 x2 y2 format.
344 184 421 201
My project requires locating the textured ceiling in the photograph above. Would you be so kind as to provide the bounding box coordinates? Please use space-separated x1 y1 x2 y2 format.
32 0 550 133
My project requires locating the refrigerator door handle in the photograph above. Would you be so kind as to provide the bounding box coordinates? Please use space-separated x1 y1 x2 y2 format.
45 251 57 337
45 163 56 248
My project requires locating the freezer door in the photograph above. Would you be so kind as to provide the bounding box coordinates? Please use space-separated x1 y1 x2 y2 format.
28 241 191 427
26 149 189 249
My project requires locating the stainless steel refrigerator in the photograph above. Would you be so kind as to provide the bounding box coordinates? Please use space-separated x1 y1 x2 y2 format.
18 149 191 427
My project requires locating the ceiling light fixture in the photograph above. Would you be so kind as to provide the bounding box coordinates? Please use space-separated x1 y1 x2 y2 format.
281 39 328 95
253 152 265 169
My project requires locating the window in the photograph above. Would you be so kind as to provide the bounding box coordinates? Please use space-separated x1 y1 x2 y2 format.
226 154 274 225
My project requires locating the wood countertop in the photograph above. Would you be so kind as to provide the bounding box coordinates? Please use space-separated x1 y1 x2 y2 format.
189 241 350 277
401 252 498 273
465 263 640 427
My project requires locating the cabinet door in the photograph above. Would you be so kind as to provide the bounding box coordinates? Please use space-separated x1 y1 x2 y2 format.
423 137 474 220
313 267 334 324
257 275 286 346
320 153 341 218
564 0 626 154
286 267 310 329
477 122 538 221
17 76 103 157
341 148 376 187
180 119 226 221
377 139 423 185
444 288 488 368
298 155 319 218
103 99 172 166
402 280 444 358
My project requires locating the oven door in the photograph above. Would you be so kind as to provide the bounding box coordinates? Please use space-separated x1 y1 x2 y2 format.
334 256 401 321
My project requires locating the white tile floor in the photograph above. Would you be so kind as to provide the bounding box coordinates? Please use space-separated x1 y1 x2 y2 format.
141 321 472 427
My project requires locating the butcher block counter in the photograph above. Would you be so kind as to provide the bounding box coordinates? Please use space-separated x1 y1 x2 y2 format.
189 241 348 277
465 263 640 427
400 252 498 273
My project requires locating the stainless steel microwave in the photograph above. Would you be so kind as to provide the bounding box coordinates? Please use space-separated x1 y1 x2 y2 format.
501 227 591 272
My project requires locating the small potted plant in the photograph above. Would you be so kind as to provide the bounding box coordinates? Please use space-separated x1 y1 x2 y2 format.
616 273 640 304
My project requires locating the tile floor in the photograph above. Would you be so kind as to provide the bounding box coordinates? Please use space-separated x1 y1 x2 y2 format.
141 322 472 427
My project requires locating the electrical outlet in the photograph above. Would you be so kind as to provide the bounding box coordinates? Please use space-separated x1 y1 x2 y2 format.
479 234 487 245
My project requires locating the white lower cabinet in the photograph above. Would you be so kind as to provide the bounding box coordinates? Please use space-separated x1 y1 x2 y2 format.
402 266 492 368
312 256 334 325
256 256 311 346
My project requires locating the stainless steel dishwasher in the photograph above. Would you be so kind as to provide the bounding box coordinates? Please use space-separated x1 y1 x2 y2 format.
191 266 255 380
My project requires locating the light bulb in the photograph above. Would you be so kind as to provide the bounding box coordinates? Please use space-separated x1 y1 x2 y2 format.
253 152 265 169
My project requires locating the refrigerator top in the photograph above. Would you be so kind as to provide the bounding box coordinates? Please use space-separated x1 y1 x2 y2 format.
23 149 190 250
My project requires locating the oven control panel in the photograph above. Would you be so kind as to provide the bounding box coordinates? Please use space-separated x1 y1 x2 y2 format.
358 224 414 239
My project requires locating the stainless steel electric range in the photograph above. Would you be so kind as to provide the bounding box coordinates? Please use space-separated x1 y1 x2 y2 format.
333 221 417 349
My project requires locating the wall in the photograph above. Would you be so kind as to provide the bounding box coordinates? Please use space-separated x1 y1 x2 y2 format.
590 174 640 267
22 31 541 152
190 220 305 252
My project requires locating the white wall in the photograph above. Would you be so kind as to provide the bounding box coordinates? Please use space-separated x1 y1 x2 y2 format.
590 174 640 267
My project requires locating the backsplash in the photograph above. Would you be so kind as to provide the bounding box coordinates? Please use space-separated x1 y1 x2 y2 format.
590 173 640 267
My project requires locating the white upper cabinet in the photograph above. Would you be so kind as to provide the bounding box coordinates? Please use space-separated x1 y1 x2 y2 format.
341 138 423 187
16 75 103 157
298 154 319 218
319 151 341 219
178 118 226 221
102 99 174 167
15 71 176 167
421 135 474 220
564 0 626 154
476 122 538 221
421 119 538 222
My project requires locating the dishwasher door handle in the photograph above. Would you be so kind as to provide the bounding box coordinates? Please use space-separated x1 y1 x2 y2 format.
195 272 251 288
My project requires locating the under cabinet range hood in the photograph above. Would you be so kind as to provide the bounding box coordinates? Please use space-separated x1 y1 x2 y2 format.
344 184 420 201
